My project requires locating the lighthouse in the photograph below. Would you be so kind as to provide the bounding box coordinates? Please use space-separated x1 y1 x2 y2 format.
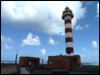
48 6 81 70
62 6 74 55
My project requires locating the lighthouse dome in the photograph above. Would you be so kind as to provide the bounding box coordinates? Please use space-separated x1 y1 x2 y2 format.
62 6 74 20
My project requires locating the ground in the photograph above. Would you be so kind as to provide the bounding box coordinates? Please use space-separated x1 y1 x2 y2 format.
1 64 18 74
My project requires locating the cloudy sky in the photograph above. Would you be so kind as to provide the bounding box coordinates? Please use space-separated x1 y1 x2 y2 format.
1 1 99 63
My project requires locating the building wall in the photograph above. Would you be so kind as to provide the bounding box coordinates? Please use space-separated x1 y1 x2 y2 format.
19 57 40 67
48 55 81 70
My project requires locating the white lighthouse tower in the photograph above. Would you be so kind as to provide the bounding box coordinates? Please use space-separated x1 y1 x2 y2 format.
62 6 74 56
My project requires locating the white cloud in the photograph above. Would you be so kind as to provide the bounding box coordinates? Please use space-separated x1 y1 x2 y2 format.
81 48 98 57
1 35 4 40
85 24 89 28
97 3 99 17
91 40 98 48
84 1 94 6
74 24 89 31
98 40 99 48
1 35 13 43
81 47 99 62
48 38 58 45
81 40 99 62
1 1 86 36
5 43 13 50
21 32 41 47
82 47 87 52
74 25 83 31
40 48 46 55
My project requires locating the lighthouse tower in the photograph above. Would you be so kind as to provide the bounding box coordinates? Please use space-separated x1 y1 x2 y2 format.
48 6 81 70
62 6 74 55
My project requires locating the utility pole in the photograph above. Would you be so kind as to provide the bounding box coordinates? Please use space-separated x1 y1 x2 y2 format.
15 49 18 65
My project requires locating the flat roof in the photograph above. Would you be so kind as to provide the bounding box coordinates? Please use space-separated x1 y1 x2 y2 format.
20 56 39 59
48 55 80 57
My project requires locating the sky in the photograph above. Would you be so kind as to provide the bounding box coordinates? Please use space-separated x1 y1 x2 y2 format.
1 1 99 63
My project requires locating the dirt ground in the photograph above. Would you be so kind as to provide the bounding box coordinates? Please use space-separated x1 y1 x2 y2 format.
1 64 18 74
1 64 99 74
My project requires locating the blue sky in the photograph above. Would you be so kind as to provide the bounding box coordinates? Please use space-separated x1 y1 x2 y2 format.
1 1 99 63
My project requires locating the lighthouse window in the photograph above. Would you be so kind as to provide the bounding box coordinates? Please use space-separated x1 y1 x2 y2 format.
65 16 71 20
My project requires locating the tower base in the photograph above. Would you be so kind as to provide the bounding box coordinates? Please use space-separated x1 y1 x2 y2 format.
48 55 81 71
